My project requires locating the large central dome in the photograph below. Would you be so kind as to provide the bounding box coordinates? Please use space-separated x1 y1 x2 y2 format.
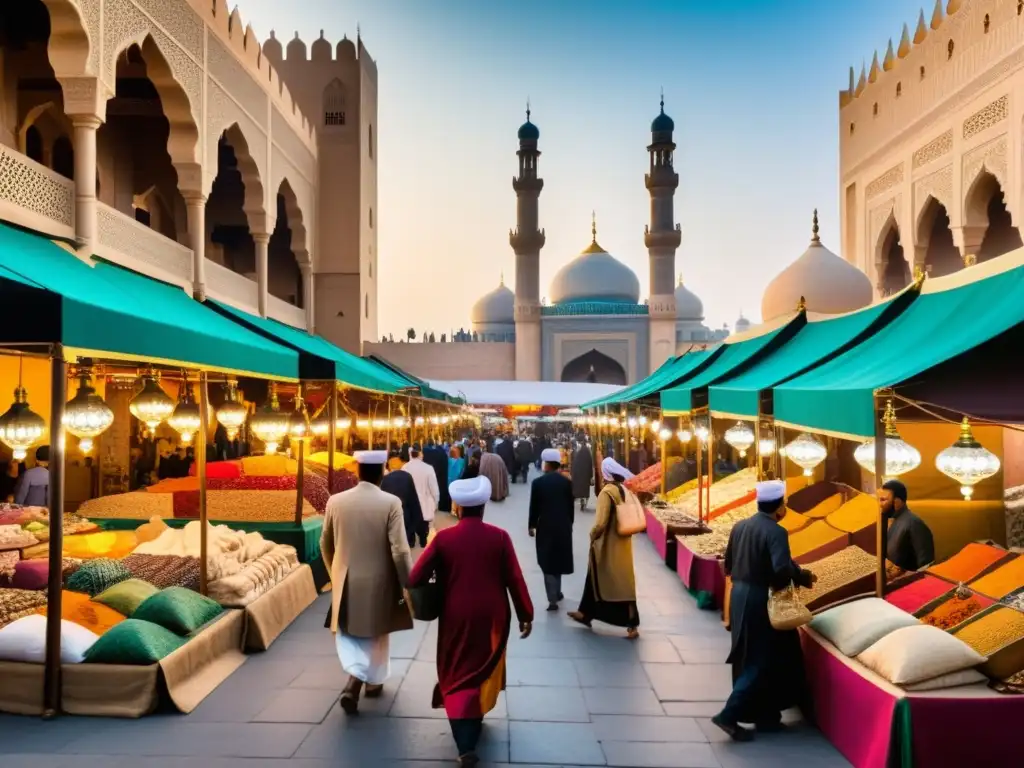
549 217 640 306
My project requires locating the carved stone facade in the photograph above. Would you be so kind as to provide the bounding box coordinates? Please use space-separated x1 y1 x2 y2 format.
840 0 1024 294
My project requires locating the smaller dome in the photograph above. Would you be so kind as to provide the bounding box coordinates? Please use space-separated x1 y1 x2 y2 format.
471 280 514 324
761 210 874 321
674 276 704 320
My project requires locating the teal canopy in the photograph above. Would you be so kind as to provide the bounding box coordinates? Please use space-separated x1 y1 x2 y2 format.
775 263 1024 438
209 301 411 394
661 318 799 414
0 223 298 379
708 297 907 420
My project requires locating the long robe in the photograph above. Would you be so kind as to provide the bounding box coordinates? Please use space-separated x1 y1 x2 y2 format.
408 516 533 719
722 511 813 724
528 471 575 575
479 453 509 501
570 444 594 501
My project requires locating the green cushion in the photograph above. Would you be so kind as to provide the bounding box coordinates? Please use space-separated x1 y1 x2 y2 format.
93 578 159 617
66 558 133 597
83 618 186 665
132 587 223 635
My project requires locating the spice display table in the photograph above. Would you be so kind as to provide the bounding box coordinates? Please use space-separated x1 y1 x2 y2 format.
675 536 725 610
800 626 1024 768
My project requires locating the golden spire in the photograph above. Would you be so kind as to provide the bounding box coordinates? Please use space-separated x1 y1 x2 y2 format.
914 9 928 43
883 39 895 71
811 209 821 244
898 23 911 58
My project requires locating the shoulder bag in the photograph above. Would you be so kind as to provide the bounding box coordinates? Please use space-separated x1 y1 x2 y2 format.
614 484 647 536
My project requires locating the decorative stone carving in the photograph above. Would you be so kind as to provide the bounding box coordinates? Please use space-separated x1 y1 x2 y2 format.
913 166 953 222
135 0 203 60
866 163 904 200
206 80 268 195
271 108 316 182
963 135 1008 192
207 33 268 128
0 147 75 228
912 130 952 169
963 95 1008 140
96 202 193 282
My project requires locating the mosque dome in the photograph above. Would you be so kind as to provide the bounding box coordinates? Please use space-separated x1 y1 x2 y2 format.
549 217 641 306
674 276 704 320
470 279 515 324
761 210 874 321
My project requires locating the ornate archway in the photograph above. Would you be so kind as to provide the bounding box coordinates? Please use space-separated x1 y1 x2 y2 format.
561 350 627 386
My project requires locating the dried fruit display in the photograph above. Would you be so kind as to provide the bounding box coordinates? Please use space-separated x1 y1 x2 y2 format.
886 575 955 614
919 593 993 630
795 546 876 607
953 606 1024 657
929 543 1010 584
969 556 1024 599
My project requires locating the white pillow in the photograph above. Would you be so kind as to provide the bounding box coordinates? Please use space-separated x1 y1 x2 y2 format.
902 668 988 692
810 597 921 656
0 614 99 664
857 624 986 686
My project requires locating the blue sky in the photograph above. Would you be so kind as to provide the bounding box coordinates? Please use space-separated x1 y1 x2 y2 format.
237 0 926 338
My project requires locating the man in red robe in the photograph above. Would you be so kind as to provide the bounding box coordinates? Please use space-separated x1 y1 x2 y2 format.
408 475 533 767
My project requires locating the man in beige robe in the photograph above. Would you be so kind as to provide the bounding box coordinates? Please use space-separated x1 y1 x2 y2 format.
321 450 413 715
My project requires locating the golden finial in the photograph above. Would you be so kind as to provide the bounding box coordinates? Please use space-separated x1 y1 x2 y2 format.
811 209 820 244
797 296 807 312
591 210 597 243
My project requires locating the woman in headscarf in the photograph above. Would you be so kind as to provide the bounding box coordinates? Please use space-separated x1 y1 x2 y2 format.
409 475 534 766
568 457 640 639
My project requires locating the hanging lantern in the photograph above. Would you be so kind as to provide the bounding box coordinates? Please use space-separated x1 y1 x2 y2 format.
0 358 46 461
249 382 289 454
129 371 174 433
62 367 113 454
287 389 310 441
853 400 922 479
935 418 1001 500
216 380 247 441
758 434 776 456
784 432 828 477
168 380 202 444
724 421 755 458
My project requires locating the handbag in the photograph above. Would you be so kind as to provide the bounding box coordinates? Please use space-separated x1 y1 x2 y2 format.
407 574 442 622
767 582 812 630
615 485 647 536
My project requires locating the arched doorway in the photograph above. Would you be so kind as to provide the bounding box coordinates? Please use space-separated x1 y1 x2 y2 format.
877 218 910 296
916 197 960 277
561 350 627 386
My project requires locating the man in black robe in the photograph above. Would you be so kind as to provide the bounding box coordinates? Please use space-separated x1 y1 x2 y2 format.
880 479 935 572
495 436 515 481
570 441 594 511
713 479 816 742
381 467 424 549
423 440 451 513
515 437 534 484
528 448 575 611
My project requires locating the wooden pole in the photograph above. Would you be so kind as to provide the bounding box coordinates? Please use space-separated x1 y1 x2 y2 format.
43 348 67 719
327 381 337 494
874 394 887 598
197 371 209 596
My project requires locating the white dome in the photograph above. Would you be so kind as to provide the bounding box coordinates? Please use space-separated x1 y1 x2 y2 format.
761 212 873 321
470 281 514 324
674 277 704 320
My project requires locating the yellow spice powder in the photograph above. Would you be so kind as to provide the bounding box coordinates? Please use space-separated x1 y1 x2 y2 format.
954 607 1024 657
969 556 1024 599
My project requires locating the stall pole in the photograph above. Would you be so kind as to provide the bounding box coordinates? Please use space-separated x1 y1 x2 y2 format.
42 347 67 719
873 394 887 597
327 381 337 494
197 371 209 596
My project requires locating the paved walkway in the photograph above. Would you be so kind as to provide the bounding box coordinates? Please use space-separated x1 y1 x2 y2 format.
0 470 850 767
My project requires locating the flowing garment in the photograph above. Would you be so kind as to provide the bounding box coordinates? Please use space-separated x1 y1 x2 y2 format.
408 517 533 755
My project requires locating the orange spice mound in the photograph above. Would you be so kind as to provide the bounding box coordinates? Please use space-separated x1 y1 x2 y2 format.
788 520 846 560
929 543 1008 584
919 594 993 631
969 555 1024 599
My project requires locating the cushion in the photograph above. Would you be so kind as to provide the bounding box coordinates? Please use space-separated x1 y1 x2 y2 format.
133 586 223 635
35 590 126 636
0 587 48 628
82 618 186 665
810 597 920 656
0 614 98 663
902 668 988 692
66 558 133 596
0 524 38 551
857 624 986 685
94 578 159 617
804 494 845 519
826 493 878 533
11 559 47 590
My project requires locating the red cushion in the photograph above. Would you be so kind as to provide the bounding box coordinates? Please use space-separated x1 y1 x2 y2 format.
187 460 241 479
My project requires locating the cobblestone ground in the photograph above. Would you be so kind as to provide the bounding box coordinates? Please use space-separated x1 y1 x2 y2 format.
0 470 850 767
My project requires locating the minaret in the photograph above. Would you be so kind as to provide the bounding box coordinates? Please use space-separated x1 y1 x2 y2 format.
645 93 681 373
510 103 545 381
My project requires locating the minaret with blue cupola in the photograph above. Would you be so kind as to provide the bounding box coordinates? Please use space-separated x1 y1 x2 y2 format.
645 93 681 371
510 102 545 381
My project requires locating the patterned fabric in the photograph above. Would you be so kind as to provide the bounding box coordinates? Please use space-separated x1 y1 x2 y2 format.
0 587 48 628
66 558 134 597
121 554 201 591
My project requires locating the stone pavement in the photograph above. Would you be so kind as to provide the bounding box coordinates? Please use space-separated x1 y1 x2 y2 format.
0 469 850 767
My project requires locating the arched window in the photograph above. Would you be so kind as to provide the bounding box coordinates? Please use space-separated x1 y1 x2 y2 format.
25 126 43 164
323 78 346 127
52 135 74 180
368 124 373 159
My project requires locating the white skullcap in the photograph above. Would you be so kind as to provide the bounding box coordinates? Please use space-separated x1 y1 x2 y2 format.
755 480 785 503
541 448 562 463
450 475 492 508
354 450 388 465
601 457 635 482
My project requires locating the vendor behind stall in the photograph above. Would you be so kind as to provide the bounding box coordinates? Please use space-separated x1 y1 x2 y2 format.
879 479 935 572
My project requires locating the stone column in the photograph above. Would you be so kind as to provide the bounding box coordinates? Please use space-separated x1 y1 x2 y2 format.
71 116 101 253
184 193 207 299
253 232 270 317
301 263 315 332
